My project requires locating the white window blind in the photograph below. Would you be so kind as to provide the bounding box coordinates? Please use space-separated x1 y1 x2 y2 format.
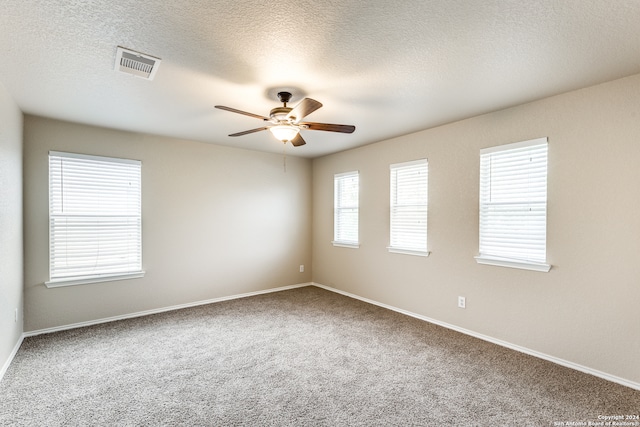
476 137 550 272
48 151 143 285
333 171 359 247
389 159 428 255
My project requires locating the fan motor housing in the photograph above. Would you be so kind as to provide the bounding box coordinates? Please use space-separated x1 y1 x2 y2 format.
270 106 293 121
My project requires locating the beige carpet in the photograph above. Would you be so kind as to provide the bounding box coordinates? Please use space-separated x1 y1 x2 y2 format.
1 286 638 426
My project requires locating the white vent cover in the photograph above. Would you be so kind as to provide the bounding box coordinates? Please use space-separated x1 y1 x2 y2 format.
115 46 161 80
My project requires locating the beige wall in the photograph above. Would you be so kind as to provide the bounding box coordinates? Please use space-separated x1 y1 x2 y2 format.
312 73 640 385
0 83 23 374
23 116 312 331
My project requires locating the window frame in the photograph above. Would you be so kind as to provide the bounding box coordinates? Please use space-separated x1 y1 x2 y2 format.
332 171 360 248
475 137 551 272
388 159 429 257
46 151 145 288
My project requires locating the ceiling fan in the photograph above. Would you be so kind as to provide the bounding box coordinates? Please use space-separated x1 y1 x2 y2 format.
215 91 355 147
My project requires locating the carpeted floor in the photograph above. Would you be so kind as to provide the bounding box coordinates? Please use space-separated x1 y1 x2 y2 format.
1 286 638 426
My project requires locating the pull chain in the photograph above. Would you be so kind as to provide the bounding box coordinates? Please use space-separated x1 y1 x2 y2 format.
283 141 287 173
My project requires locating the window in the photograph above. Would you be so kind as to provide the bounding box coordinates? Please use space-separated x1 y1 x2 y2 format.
333 171 359 247
475 137 550 272
389 159 429 256
47 151 144 287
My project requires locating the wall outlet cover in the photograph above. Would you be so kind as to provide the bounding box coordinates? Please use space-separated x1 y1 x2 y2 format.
458 296 466 308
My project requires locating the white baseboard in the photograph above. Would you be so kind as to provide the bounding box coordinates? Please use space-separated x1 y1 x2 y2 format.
24 282 311 338
0 334 24 383
312 282 640 392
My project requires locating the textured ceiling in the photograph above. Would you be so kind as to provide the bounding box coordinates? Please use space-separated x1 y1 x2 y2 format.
1 0 640 157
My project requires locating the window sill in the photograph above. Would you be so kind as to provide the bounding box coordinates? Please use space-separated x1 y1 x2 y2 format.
474 256 551 272
387 247 430 257
45 271 146 288
332 241 360 249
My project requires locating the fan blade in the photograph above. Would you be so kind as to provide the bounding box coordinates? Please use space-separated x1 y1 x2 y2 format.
286 98 322 122
290 133 306 147
229 127 269 137
215 105 269 121
301 122 356 133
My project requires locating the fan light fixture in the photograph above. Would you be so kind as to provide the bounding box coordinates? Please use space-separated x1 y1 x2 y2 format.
269 125 299 142
215 91 355 148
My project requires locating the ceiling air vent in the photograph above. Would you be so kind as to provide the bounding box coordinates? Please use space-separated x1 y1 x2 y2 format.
115 46 161 80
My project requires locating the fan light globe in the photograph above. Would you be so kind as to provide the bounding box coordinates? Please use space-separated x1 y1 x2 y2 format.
269 125 299 142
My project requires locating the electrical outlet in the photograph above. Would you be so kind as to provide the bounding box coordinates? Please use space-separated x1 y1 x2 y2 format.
458 296 466 309
299 265 304 273
15 308 18 323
